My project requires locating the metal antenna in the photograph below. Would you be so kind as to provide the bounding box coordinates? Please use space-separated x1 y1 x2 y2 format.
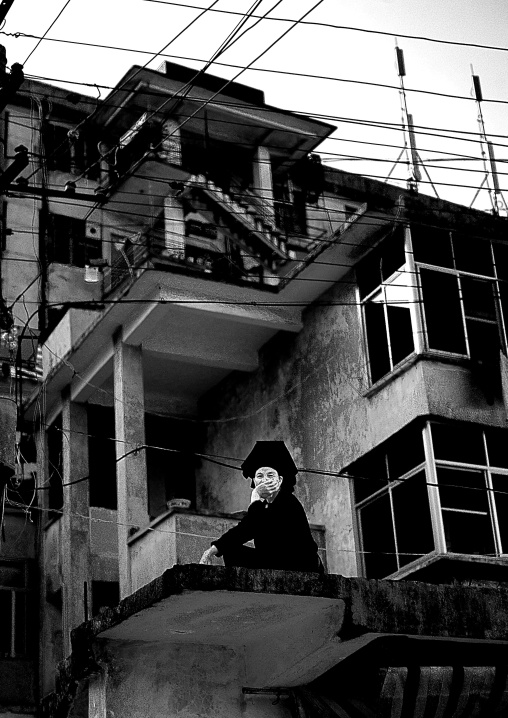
470 66 507 215
385 43 439 197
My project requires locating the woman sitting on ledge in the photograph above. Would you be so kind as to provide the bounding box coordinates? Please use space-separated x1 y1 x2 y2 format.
199 441 322 573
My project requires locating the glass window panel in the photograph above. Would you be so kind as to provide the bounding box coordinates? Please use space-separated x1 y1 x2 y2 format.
492 474 508 554
442 510 495 555
411 225 453 268
352 448 389 503
387 304 414 366
381 227 405 280
359 493 398 578
357 248 382 299
486 428 508 469
437 467 489 512
420 269 467 354
387 423 425 479
364 301 391 383
393 472 434 567
493 242 508 281
453 233 494 276
431 423 486 465
466 319 500 361
461 277 497 321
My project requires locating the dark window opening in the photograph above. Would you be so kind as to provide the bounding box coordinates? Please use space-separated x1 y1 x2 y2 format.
47 414 63 516
411 225 454 268
392 471 434 568
88 405 117 510
145 414 198 519
44 212 101 268
91 580 119 616
431 422 485 466
420 269 466 354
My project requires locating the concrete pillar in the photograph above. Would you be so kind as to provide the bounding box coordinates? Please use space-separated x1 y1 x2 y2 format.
253 145 274 217
61 398 90 656
113 334 149 598
163 192 185 258
160 118 182 165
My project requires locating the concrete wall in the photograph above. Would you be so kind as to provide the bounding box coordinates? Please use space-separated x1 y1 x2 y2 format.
102 640 287 718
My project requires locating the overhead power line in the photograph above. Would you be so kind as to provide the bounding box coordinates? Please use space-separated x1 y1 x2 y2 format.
142 0 508 55
23 0 73 66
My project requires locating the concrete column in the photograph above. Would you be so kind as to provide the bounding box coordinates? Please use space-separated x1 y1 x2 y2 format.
253 145 274 217
60 398 90 656
113 334 149 598
160 118 182 165
163 192 185 258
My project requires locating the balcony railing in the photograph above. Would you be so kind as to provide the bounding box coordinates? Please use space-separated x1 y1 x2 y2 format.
128 508 326 593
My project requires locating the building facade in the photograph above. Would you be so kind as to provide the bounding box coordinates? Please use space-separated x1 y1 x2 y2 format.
1 58 508 716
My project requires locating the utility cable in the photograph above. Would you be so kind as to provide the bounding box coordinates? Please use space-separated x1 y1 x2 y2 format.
23 0 73 66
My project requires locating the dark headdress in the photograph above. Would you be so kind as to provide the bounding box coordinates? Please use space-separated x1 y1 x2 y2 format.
241 441 298 491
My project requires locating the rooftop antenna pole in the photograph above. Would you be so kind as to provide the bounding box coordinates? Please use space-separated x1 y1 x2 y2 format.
386 44 439 197
470 67 506 215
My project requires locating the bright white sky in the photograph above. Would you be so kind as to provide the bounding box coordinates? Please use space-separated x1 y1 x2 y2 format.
1 0 508 210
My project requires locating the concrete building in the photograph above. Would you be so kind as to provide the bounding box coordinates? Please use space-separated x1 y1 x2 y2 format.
2 59 508 716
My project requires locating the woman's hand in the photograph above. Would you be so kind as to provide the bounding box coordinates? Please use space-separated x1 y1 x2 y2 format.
256 478 280 500
199 546 219 564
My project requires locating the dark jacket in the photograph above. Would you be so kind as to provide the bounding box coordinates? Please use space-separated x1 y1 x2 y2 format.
212 490 321 572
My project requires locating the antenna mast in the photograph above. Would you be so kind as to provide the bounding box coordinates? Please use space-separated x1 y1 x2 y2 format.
385 44 439 197
470 67 507 215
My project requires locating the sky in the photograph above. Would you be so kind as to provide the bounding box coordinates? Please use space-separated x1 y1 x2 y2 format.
1 0 508 211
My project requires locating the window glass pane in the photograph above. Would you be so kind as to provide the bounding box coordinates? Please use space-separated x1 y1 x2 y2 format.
431 423 486 465
492 474 508 553
442 510 495 555
393 471 434 567
466 319 500 361
420 269 466 354
357 248 381 299
493 242 508 280
386 304 414 366
387 423 425 479
411 225 453 268
486 428 508 469
461 277 497 321
380 226 405 281
364 301 391 382
437 467 488 511
352 448 388 503
359 493 398 578
453 234 494 276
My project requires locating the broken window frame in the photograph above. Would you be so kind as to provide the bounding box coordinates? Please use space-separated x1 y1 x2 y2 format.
412 230 508 361
360 226 422 383
352 421 508 579
360 225 508 385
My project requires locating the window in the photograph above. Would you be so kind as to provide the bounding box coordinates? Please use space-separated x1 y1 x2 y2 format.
44 212 101 267
359 223 508 384
350 421 508 578
91 580 119 616
0 561 30 657
358 226 417 382
41 122 83 173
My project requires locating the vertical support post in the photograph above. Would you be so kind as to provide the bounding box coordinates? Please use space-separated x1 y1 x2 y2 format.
163 191 185 258
113 333 148 598
60 397 90 656
253 145 274 218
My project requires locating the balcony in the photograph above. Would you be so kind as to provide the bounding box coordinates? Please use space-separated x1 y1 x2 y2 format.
127 508 326 593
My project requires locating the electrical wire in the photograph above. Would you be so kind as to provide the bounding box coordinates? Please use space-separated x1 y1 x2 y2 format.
22 0 73 66
142 1 508 55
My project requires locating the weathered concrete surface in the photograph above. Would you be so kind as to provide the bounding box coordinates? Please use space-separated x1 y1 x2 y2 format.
41 565 508 718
